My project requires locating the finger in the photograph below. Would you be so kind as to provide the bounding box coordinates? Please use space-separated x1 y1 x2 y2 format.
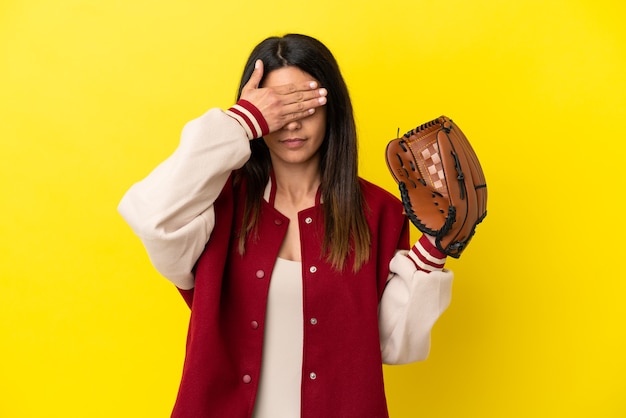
273 80 320 96
281 95 327 116
242 60 264 92
282 108 317 124
279 87 327 107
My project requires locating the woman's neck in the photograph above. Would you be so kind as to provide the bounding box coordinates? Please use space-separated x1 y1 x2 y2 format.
271 161 321 208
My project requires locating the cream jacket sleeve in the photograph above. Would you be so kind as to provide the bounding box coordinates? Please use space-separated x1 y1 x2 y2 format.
118 109 251 290
379 251 454 364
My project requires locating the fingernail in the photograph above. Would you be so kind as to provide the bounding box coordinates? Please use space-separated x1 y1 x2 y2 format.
318 97 327 104
255 60 261 69
309 81 318 89
319 88 327 96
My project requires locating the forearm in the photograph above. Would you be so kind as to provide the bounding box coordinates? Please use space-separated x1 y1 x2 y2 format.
118 108 252 289
379 235 453 364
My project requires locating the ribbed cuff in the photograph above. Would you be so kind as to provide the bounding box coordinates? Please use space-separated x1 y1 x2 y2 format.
225 99 270 140
407 234 447 273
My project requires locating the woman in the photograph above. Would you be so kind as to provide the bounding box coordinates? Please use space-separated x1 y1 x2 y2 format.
119 34 453 418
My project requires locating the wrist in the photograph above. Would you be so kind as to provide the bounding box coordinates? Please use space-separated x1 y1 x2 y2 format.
225 99 269 140
407 234 447 273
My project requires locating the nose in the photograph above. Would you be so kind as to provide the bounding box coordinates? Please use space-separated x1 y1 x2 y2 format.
284 120 301 131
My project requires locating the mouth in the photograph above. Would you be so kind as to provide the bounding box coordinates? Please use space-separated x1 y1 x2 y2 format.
280 137 307 148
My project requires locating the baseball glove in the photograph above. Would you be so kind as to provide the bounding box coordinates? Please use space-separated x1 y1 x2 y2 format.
385 116 487 258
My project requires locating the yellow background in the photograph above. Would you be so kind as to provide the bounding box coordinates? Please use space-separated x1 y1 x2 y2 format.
1 0 625 416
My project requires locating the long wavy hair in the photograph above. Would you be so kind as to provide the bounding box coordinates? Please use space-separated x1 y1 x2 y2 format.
234 34 370 271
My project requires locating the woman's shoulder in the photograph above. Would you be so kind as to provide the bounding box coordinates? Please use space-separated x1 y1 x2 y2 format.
359 178 408 247
358 177 404 212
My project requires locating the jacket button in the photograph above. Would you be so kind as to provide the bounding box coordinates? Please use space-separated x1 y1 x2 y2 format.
274 218 283 225
250 320 259 329
242 374 252 384
256 270 265 279
309 372 317 380
309 266 317 273
310 318 318 325
305 217 313 224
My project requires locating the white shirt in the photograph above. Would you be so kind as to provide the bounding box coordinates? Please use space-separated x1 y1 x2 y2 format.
253 257 304 418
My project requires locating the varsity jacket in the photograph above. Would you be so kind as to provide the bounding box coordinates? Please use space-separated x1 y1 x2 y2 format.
118 105 454 417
